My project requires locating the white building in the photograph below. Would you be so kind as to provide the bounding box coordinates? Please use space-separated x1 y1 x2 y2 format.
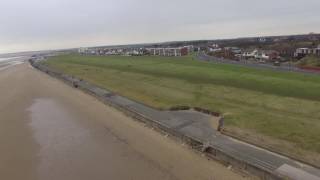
208 44 221 52
294 45 320 57
242 50 258 58
183 45 194 52
224 47 242 54
147 47 188 56
242 49 280 61
209 47 222 52
78 47 89 54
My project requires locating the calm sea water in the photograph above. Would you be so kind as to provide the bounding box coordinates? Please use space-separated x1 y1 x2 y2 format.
0 57 26 71
0 56 25 62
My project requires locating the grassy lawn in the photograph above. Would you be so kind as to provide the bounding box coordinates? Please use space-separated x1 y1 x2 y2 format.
298 55 320 67
44 54 320 165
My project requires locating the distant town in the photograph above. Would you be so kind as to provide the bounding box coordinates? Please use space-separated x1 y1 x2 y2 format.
78 33 320 71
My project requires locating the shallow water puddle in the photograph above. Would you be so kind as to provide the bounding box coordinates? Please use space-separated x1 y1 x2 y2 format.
26 98 170 180
28 98 90 150
27 98 91 179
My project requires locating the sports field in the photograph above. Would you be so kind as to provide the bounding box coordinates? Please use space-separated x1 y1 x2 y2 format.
44 54 320 166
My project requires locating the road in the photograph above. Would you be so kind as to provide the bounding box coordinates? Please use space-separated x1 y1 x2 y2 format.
0 59 248 180
197 52 320 75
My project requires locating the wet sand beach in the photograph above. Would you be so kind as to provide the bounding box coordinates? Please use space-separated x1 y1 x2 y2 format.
0 62 250 180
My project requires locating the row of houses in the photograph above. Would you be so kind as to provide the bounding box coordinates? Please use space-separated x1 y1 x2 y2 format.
146 47 189 56
78 45 193 57
78 47 144 56
224 46 320 62
242 50 280 61
294 45 320 58
208 44 242 55
208 44 280 61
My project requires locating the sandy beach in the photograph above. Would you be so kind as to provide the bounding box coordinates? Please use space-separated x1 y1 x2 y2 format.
0 61 250 180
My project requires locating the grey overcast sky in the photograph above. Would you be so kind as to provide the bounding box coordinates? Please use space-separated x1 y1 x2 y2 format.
0 0 319 53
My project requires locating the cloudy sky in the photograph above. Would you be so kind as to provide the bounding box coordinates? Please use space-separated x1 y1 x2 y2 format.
0 0 319 53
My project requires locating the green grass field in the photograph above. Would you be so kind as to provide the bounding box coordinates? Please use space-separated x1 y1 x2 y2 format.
298 55 320 67
44 54 320 165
